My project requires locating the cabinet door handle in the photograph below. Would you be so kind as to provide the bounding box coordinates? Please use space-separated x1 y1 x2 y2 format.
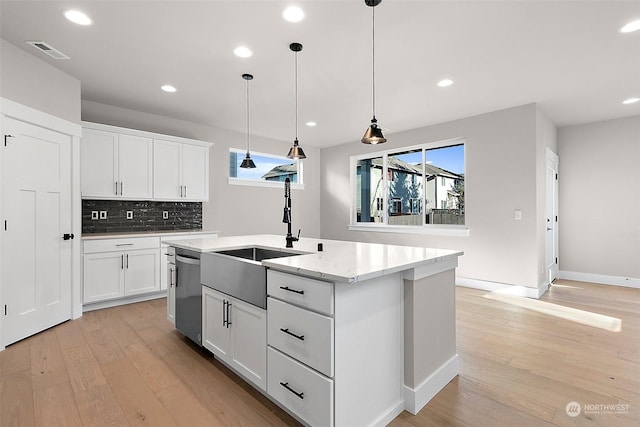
184 185 187 198
226 300 232 328
279 382 304 399
115 181 119 195
120 182 123 195
279 286 304 295
121 254 124 270
126 253 129 269
280 328 304 341
169 267 175 287
222 300 226 326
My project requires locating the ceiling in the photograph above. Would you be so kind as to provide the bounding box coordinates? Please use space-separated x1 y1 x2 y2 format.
1 1 639 148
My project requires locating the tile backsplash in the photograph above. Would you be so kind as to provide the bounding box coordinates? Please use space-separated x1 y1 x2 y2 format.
82 200 202 234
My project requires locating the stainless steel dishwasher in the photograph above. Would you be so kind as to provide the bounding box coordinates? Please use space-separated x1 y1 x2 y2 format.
175 248 202 346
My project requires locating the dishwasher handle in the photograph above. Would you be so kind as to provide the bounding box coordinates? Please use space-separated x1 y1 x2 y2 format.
176 254 201 265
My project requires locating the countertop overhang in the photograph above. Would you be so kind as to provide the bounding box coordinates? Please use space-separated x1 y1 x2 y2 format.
163 234 463 284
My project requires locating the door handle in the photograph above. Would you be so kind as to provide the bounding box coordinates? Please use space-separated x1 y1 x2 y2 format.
62 233 74 240
547 227 553 231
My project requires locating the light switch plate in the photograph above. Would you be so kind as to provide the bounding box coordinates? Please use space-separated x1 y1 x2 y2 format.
91 211 99 220
163 211 169 220
99 211 107 220
126 211 133 220
514 209 522 220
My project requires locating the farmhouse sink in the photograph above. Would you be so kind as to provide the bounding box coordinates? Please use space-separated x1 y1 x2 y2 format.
201 247 302 309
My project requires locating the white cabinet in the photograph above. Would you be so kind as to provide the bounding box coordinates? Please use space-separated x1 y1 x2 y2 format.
202 286 266 391
165 246 176 324
80 128 153 199
82 237 160 305
154 139 209 201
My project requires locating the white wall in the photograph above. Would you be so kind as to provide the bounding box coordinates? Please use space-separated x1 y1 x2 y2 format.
82 100 321 238
558 116 640 284
0 39 81 123
321 104 552 290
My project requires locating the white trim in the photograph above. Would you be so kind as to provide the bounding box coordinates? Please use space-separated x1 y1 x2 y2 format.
558 271 640 289
227 177 304 190
403 354 459 415
456 277 549 299
370 400 405 427
82 292 167 312
349 223 469 237
1 97 82 137
82 121 212 147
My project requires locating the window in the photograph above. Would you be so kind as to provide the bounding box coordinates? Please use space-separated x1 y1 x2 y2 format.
352 138 465 232
229 148 303 188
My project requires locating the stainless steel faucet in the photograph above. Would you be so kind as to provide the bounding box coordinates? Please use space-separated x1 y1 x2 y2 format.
283 177 299 248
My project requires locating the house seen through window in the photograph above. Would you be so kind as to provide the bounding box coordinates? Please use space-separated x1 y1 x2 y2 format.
229 149 302 187
354 139 465 227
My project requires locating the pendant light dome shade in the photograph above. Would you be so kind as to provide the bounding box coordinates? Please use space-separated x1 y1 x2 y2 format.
286 42 307 159
361 0 386 145
240 73 256 168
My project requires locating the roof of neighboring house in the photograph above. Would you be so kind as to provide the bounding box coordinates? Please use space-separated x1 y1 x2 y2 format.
370 157 462 179
262 163 297 179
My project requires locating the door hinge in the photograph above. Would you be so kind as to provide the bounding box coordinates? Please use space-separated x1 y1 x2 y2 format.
4 134 14 147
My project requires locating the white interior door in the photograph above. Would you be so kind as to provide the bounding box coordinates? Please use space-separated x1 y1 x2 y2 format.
2 117 72 345
545 152 559 284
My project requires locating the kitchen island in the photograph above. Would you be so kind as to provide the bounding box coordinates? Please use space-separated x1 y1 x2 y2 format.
164 234 463 427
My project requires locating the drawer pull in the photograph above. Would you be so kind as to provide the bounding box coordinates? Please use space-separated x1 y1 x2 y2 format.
116 243 135 247
279 286 305 295
280 328 305 341
280 382 304 399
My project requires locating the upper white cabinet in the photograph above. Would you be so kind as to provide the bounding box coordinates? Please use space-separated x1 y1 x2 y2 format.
81 122 212 201
153 139 209 201
81 128 153 199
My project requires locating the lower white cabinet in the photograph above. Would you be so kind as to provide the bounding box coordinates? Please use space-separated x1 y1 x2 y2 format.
83 248 159 304
202 286 266 391
165 246 176 324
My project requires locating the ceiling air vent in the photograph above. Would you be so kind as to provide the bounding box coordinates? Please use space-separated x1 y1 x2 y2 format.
26 41 70 60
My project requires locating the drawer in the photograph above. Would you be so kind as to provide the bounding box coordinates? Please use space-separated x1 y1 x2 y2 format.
83 236 160 253
163 245 176 264
267 347 333 427
267 270 334 315
268 297 334 377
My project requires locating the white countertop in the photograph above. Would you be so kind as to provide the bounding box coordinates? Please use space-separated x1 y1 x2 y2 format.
164 234 463 284
82 230 219 240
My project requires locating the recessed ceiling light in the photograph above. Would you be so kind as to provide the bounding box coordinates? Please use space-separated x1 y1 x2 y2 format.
620 19 640 33
437 79 454 87
283 6 304 23
161 85 177 93
63 10 92 26
622 97 639 104
234 46 253 58
306 121 317 127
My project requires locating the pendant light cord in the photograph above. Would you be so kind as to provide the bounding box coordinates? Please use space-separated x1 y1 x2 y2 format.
246 77 250 152
294 49 299 141
371 5 376 120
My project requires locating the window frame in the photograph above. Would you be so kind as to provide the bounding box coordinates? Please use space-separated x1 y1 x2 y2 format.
228 147 304 190
349 137 468 237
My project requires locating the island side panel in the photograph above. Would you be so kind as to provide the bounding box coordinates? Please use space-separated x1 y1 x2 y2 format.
403 268 459 414
334 272 405 427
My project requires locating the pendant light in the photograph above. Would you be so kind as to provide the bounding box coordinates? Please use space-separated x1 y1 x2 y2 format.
286 42 307 159
361 0 387 145
240 73 256 168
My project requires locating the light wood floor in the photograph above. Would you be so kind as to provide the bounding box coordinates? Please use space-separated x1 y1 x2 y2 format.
1 280 638 426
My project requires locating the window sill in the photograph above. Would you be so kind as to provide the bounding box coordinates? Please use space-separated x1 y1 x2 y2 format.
228 178 304 190
348 223 469 237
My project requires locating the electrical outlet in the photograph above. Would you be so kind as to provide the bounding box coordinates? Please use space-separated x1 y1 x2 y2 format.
99 211 107 220
126 211 133 220
163 211 169 220
514 209 522 220
91 211 99 220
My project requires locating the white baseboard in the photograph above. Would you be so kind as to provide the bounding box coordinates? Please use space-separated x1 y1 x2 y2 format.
82 292 167 312
403 354 459 415
558 271 640 289
456 277 549 299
